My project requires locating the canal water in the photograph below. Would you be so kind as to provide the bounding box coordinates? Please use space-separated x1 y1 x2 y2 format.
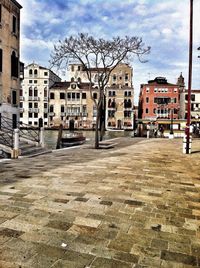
44 130 132 149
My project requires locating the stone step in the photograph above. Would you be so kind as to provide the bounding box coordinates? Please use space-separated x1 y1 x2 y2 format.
20 147 52 157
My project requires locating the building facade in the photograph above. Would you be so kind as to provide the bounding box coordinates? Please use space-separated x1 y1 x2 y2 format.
138 77 180 121
180 89 200 120
49 81 98 128
50 62 134 129
20 63 61 126
106 63 134 129
0 0 22 119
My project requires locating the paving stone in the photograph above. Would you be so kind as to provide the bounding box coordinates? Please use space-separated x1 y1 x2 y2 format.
0 138 200 266
161 250 198 266
46 220 72 231
151 239 168 250
0 228 24 238
91 257 132 268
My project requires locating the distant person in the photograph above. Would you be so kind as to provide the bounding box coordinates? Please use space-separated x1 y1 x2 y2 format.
159 125 164 138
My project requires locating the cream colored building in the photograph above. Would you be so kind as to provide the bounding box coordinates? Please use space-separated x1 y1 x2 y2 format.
180 89 200 120
49 62 134 129
20 63 61 126
0 0 22 119
49 81 98 128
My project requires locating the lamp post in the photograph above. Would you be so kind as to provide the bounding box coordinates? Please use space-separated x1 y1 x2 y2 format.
170 99 174 135
185 0 193 154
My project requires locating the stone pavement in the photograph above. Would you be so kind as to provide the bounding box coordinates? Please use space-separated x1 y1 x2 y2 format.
0 137 200 268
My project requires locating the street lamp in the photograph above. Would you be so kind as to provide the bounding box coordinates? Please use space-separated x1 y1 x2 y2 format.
170 98 174 135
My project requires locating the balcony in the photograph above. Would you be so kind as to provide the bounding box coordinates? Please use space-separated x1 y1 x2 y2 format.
28 96 40 101
20 96 24 101
43 108 48 113
60 112 66 116
44 97 48 101
19 108 24 113
49 112 55 116
29 108 39 113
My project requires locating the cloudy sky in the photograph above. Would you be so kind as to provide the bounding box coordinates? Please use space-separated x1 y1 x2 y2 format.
17 0 200 103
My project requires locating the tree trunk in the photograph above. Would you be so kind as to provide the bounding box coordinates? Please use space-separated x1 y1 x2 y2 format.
95 109 100 149
99 94 106 141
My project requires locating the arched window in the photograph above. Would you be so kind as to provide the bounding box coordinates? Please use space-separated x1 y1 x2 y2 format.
29 69 33 75
113 74 116 81
44 87 47 98
34 87 38 97
128 99 132 108
71 77 74 82
34 69 38 75
108 99 112 108
77 77 81 83
11 51 18 78
29 87 32 96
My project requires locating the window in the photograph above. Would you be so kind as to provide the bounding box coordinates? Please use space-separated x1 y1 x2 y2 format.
191 94 195 101
20 113 23 118
34 80 37 84
146 87 150 93
12 16 17 33
29 69 33 75
72 93 75 99
29 80 32 84
29 113 32 117
185 94 188 101
71 65 74 72
34 88 38 97
44 80 47 84
34 102 38 108
154 88 158 92
125 73 129 81
44 88 47 97
20 89 23 96
29 87 33 96
78 66 81 71
44 103 48 108
0 49 2 72
61 105 64 113
44 113 48 118
67 93 71 99
153 108 156 114
77 93 80 99
44 71 48 76
146 97 149 103
29 103 32 108
93 92 97 99
50 105 54 112
82 92 86 99
19 102 23 108
34 113 38 118
60 92 65 99
34 69 37 75
146 108 149 114
113 75 116 81
50 92 54 99
12 91 17 105
11 51 18 78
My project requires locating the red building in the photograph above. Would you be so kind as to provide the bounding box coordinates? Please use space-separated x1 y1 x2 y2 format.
138 77 181 120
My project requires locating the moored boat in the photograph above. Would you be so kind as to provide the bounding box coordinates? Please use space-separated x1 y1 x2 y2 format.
61 132 86 147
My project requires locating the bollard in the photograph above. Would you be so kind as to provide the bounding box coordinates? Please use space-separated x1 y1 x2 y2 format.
183 135 192 154
39 127 45 148
12 128 20 159
14 128 19 150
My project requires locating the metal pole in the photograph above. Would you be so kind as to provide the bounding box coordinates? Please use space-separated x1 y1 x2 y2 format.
186 0 193 154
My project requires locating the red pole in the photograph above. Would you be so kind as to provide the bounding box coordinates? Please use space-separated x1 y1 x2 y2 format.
186 0 193 154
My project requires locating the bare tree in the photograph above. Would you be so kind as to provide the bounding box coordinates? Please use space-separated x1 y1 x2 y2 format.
50 33 150 149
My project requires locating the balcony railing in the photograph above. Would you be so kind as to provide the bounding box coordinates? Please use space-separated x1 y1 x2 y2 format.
29 108 39 113
28 96 40 101
20 96 24 101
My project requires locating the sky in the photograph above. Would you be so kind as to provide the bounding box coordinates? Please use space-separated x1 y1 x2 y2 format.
17 0 200 103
